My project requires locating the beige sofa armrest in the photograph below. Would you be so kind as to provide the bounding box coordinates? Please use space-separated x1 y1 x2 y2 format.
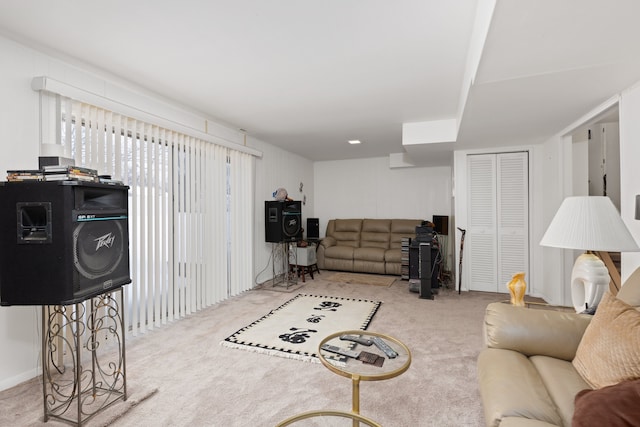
316 237 336 269
483 302 592 361
320 236 336 248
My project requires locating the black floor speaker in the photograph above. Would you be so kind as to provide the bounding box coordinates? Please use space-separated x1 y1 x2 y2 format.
306 218 319 240
265 200 302 243
0 181 131 306
432 215 449 235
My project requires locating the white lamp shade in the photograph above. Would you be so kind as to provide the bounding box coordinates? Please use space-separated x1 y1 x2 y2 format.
540 196 639 252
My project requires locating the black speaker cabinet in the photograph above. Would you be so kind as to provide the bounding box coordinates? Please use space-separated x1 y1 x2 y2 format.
306 218 319 240
432 215 449 235
265 200 302 243
0 181 131 306
418 242 434 300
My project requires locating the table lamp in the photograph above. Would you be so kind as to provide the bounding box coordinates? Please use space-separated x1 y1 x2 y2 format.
540 196 639 312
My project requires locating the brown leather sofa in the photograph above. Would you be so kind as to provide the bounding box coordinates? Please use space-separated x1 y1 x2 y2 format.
316 218 422 275
477 271 640 427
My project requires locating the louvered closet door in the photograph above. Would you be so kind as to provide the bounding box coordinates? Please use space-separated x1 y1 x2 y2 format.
466 152 529 293
497 152 529 288
467 154 498 292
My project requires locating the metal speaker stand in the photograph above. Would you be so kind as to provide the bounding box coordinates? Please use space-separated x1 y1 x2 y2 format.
271 242 298 288
42 290 127 426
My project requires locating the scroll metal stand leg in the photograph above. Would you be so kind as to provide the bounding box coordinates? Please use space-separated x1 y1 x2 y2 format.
42 291 127 426
272 242 298 288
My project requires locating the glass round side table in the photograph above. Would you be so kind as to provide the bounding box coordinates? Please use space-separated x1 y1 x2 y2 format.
317 330 412 417
275 409 382 427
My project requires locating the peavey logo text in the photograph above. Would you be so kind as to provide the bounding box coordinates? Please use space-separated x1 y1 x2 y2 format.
94 232 116 251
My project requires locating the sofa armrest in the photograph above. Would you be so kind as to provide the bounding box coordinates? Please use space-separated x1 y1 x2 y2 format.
483 302 592 361
320 236 336 249
316 237 336 269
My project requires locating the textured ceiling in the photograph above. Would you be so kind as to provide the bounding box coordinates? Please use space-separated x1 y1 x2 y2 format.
1 0 640 166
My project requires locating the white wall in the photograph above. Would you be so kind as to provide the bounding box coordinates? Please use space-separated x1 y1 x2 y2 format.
0 33 310 391
538 135 575 306
251 137 314 284
0 35 48 392
314 157 454 271
619 83 640 280
314 157 452 231
539 84 640 304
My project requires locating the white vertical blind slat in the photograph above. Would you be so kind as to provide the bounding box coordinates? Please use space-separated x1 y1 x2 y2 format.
174 135 186 317
194 139 203 309
130 119 140 335
190 139 196 310
63 97 71 155
152 125 161 328
168 135 177 323
56 99 249 336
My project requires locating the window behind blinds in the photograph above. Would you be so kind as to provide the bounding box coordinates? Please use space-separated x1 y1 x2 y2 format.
56 97 254 335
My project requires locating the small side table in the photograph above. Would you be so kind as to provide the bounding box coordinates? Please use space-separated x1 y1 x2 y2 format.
276 410 381 427
318 330 411 419
289 244 319 282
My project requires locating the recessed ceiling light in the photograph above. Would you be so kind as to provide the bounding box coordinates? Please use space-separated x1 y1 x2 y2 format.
348 140 361 145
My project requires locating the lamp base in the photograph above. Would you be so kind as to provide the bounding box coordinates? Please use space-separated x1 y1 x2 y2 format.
570 253 610 313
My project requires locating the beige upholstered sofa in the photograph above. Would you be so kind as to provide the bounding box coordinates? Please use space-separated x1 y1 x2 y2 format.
316 218 422 276
477 271 640 427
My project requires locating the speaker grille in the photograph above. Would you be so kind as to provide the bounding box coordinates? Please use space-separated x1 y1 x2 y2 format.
283 214 301 237
73 220 126 280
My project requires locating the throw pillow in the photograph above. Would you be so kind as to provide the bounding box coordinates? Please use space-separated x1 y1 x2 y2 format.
572 379 640 427
572 292 640 388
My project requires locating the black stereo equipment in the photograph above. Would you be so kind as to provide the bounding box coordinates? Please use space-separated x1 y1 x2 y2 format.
0 181 131 306
306 218 319 240
418 243 434 300
432 215 449 235
409 222 440 298
265 200 302 243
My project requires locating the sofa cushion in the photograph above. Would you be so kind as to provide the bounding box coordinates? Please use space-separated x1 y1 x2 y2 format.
360 219 391 249
331 219 362 248
572 379 640 426
353 247 385 262
384 248 402 264
362 219 391 233
324 245 355 260
530 355 591 427
572 292 640 388
334 219 362 232
478 348 563 427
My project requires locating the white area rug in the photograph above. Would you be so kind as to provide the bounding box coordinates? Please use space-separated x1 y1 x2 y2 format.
221 294 381 363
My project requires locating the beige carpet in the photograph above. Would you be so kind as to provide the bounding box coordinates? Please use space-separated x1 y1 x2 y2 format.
325 272 397 287
0 378 158 427
0 275 507 426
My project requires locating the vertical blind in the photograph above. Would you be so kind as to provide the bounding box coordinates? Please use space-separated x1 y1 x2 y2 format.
55 96 254 335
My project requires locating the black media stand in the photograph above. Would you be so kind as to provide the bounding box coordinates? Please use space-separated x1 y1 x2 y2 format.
408 224 440 299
